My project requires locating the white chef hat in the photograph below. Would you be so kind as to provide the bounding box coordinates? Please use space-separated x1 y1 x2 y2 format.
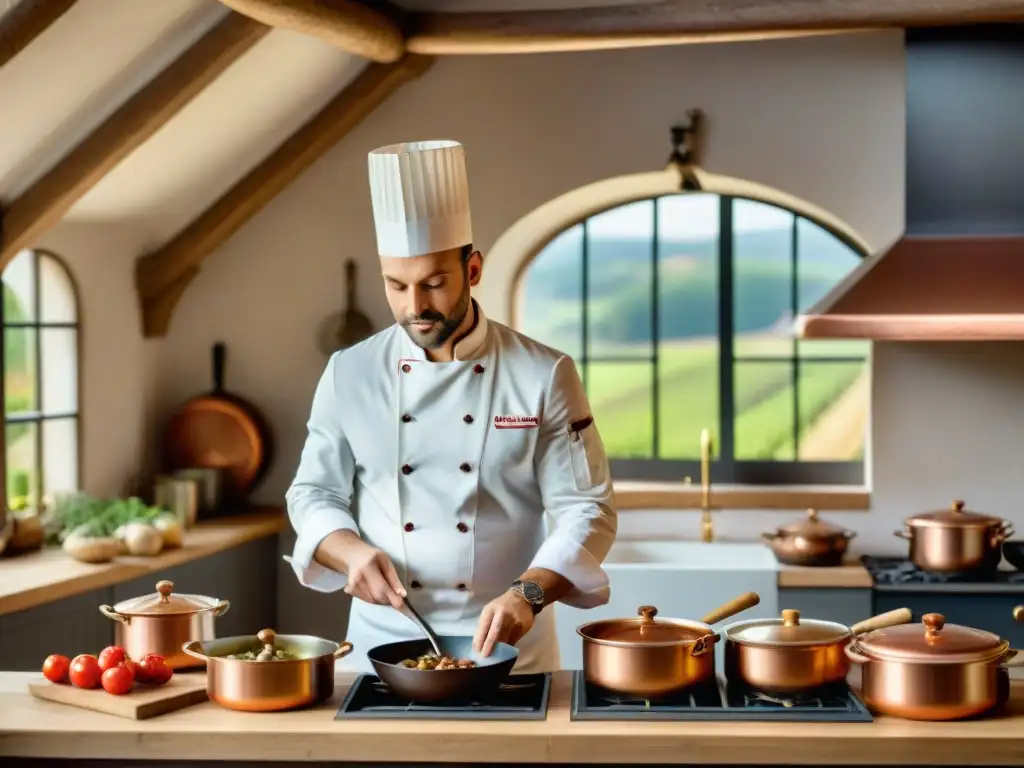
367 140 473 258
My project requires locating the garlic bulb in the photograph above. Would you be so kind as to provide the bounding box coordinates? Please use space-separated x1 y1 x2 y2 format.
153 514 183 548
122 522 164 556
63 530 121 564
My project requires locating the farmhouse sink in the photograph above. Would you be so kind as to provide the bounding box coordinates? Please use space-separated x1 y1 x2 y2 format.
553 538 780 670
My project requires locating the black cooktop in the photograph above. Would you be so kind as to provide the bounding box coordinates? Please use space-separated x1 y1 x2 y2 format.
336 673 551 720
570 672 872 722
862 555 1024 590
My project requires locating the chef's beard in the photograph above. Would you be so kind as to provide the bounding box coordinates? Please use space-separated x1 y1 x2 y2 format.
401 282 471 351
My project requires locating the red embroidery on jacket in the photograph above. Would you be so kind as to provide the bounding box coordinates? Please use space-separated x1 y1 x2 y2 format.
494 415 540 429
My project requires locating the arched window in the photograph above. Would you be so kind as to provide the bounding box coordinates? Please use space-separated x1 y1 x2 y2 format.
2 249 80 511
515 192 869 486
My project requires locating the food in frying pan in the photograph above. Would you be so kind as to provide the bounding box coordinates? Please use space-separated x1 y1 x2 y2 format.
398 653 476 670
222 647 303 662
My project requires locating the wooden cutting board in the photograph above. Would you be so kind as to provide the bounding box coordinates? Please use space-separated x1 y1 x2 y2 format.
28 674 209 719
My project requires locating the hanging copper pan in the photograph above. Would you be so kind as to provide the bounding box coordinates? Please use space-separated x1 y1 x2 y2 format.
163 343 273 501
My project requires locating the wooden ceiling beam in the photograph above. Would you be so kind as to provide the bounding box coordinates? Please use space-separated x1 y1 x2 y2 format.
214 0 405 62
404 0 1024 55
133 53 434 338
0 12 270 270
0 0 77 70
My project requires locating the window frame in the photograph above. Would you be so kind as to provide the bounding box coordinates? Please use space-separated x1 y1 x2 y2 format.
1 248 84 511
514 192 869 487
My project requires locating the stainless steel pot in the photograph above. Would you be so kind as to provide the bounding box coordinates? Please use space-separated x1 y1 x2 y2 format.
894 499 1012 573
99 580 229 669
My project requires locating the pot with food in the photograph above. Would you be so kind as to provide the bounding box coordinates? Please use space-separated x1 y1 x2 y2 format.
762 508 856 567
366 636 517 704
845 612 1024 720
894 499 1013 574
575 592 760 698
182 628 353 711
722 607 911 693
99 580 229 669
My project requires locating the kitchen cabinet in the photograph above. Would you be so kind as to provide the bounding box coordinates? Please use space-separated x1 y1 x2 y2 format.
778 587 873 626
0 537 278 671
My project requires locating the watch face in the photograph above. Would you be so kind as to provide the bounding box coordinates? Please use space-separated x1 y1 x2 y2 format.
520 581 544 603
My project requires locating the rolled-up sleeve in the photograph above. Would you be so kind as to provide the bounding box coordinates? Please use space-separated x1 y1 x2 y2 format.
283 353 361 593
529 355 618 609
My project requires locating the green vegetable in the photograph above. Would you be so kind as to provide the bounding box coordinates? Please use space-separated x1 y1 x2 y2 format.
44 492 168 544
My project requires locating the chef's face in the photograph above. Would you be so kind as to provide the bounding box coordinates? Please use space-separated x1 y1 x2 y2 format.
381 246 483 351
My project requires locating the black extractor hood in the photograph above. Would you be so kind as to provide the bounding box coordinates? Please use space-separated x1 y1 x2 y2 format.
795 25 1024 341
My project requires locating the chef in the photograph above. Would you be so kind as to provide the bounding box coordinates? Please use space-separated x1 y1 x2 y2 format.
284 139 617 674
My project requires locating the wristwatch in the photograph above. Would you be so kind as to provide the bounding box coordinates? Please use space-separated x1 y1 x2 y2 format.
509 580 545 615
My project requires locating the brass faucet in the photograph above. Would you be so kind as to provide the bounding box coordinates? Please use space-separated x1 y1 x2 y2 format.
700 428 714 543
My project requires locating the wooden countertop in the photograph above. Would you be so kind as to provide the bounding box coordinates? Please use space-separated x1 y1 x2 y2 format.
0 670 1021 765
777 560 872 588
0 508 286 616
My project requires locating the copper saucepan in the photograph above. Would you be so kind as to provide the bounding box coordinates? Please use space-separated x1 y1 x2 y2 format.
845 611 1024 721
761 508 856 567
722 607 912 693
894 499 1013 574
576 592 760 698
183 628 353 712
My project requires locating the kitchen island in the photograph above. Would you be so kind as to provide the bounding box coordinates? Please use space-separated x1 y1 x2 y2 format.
1 670 1022 765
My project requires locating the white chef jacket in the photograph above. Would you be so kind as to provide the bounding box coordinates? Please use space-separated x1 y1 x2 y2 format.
284 300 617 674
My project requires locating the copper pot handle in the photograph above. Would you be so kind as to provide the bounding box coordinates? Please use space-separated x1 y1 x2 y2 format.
849 607 912 635
995 523 1015 544
99 605 130 625
213 600 231 617
1000 648 1024 668
844 643 871 665
760 532 778 542
690 634 719 657
181 640 208 661
893 529 911 540
700 592 760 625
333 641 354 659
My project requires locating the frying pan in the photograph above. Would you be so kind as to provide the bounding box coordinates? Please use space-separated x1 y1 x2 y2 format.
163 342 273 502
368 636 519 704
317 259 375 357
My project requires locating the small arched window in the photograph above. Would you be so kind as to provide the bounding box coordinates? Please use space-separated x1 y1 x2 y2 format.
2 249 80 511
515 192 870 486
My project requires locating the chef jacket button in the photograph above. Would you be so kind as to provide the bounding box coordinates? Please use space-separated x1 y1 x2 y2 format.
410 580 422 589
460 462 471 473
463 414 474 424
402 464 413 475
457 522 469 533
457 583 467 591
401 414 412 423
473 364 485 374
402 363 412 373
404 522 414 532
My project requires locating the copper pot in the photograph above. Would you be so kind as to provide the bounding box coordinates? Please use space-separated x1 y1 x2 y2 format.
99 580 229 669
845 612 1024 720
894 499 1012 573
723 607 911 693
762 508 856 567
183 628 353 712
576 592 760 698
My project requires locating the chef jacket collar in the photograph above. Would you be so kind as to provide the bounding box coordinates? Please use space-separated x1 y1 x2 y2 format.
402 299 489 362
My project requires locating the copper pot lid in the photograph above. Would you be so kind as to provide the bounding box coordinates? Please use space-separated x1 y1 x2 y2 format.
771 509 854 542
856 613 1006 663
725 609 850 647
576 605 710 647
905 499 1003 529
111 580 221 616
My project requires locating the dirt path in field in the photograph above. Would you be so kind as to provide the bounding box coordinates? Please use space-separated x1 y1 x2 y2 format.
799 371 869 460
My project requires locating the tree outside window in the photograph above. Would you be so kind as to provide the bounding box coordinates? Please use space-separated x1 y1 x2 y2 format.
2 249 80 511
516 193 870 486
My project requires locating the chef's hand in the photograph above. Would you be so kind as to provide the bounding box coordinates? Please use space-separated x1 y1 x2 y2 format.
473 591 535 657
335 536 407 609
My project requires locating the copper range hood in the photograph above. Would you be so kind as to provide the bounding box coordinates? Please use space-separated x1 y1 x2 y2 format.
796 26 1024 342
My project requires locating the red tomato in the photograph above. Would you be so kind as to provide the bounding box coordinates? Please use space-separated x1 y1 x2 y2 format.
123 659 140 680
97 645 127 673
101 665 134 695
139 654 173 685
42 654 71 684
69 655 102 689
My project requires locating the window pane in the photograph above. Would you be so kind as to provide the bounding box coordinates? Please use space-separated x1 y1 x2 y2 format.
6 420 38 511
733 199 795 358
2 249 36 323
734 361 795 460
586 360 653 458
519 225 583 360
43 418 79 498
797 361 869 461
586 201 653 358
796 217 868 358
657 340 719 460
5 328 37 415
39 254 77 323
41 328 78 414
